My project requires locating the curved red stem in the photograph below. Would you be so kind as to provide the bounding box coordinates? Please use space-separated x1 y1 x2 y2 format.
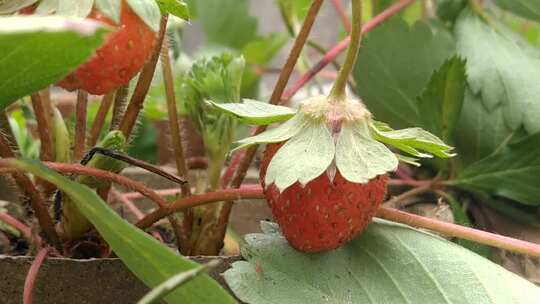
0 212 41 244
23 247 50 304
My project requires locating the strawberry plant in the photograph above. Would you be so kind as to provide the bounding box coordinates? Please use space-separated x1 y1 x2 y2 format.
0 0 540 303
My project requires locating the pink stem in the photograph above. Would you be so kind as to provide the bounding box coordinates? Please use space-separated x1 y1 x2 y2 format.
123 189 183 201
220 150 245 189
23 247 50 304
0 212 41 244
281 0 415 102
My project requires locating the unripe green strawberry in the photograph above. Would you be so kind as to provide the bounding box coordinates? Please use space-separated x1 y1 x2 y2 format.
260 142 388 252
57 1 157 95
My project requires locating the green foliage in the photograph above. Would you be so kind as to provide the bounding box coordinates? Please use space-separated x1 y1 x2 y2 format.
180 53 244 161
455 10 540 134
13 159 237 304
7 110 40 159
417 56 466 141
493 0 540 20
155 0 189 20
371 123 455 159
0 16 108 110
275 0 311 33
455 132 540 206
225 221 540 304
436 0 467 24
453 88 520 166
189 0 257 50
353 18 455 128
242 33 288 66
208 99 296 125
126 116 159 164
185 0 286 98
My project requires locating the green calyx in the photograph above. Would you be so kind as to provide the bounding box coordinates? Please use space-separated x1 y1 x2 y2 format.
209 96 455 192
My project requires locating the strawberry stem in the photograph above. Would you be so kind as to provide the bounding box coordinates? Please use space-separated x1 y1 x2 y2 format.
282 0 415 103
329 0 362 101
130 184 540 258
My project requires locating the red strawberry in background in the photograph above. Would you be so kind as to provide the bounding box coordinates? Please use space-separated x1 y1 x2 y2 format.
57 1 157 95
260 142 388 252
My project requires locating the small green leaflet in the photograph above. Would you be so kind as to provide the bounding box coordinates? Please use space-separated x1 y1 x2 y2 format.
95 0 121 23
493 0 540 20
371 122 455 159
126 0 161 32
12 159 237 304
455 10 540 134
265 121 335 192
455 131 540 206
155 0 189 20
396 154 421 167
208 99 296 125
417 56 466 141
225 220 540 304
232 112 307 151
336 121 398 184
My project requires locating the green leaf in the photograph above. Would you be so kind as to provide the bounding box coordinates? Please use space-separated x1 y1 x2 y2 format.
493 0 540 20
0 0 39 14
57 0 94 18
371 123 455 159
192 0 257 49
209 99 296 125
436 0 467 24
336 121 398 184
155 0 189 20
181 53 244 157
353 19 455 128
0 16 109 110
455 132 540 206
126 0 162 32
137 261 218 304
417 56 466 141
233 112 308 151
453 88 521 166
265 121 335 192
95 0 121 24
243 33 288 65
455 10 540 134
225 220 540 304
12 159 237 304
396 154 421 167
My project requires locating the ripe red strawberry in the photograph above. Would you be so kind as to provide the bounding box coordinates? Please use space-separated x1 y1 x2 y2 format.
260 142 388 252
57 1 157 95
